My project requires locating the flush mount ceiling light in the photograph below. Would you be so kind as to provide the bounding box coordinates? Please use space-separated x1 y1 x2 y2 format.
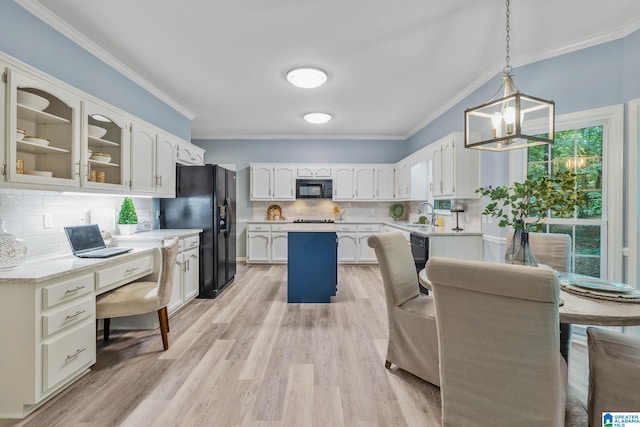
286 67 328 89
303 112 332 124
464 0 555 151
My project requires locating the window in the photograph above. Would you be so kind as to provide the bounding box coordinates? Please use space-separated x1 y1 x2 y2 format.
512 105 623 280
527 126 604 276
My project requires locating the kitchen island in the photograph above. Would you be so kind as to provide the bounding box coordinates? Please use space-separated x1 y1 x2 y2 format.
286 223 338 303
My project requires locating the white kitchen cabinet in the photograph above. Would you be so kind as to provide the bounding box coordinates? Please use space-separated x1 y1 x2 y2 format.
271 232 289 263
333 166 355 200
182 246 200 301
169 238 200 315
81 100 130 191
246 224 271 262
394 159 410 200
249 164 295 201
130 122 176 197
5 68 82 188
431 132 479 199
354 166 374 200
250 164 273 199
246 223 288 263
296 164 332 178
356 224 381 263
410 155 430 201
336 223 358 264
176 140 205 165
273 165 295 199
374 165 395 200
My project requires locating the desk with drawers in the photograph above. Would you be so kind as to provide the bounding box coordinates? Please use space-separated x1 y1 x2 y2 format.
0 248 156 419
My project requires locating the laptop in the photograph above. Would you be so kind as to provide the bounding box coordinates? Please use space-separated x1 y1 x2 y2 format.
64 224 133 258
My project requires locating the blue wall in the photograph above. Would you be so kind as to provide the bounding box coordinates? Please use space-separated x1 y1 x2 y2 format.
0 1 191 140
194 138 405 220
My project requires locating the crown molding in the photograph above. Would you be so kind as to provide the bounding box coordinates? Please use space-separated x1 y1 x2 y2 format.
191 132 407 141
16 0 195 120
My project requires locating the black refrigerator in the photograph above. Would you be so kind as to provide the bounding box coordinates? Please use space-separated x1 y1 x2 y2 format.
159 164 236 298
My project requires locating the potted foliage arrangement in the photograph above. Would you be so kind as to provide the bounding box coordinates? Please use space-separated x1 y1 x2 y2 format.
476 171 586 266
117 197 138 235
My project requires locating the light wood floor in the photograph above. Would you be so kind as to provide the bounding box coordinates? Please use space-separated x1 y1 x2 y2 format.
3 263 588 427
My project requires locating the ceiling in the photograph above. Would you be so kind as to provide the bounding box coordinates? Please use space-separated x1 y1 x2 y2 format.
20 0 640 140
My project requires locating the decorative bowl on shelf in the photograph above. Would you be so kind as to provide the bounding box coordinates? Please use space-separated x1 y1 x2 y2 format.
91 152 112 163
88 124 107 139
25 170 53 177
17 90 49 111
16 128 26 141
22 136 50 146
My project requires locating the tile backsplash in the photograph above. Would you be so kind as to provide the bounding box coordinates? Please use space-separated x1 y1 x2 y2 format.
0 189 153 259
252 198 481 232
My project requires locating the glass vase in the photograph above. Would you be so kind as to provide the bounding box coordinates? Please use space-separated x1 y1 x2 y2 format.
505 229 538 267
0 218 27 270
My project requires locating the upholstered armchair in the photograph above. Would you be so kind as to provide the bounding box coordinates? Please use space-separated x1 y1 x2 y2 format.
587 327 640 427
96 236 179 351
367 232 440 386
427 257 586 426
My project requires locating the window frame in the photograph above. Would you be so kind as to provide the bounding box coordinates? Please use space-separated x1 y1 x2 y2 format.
509 105 624 281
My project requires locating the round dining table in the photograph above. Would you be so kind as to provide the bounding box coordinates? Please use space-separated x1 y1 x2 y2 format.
418 268 640 359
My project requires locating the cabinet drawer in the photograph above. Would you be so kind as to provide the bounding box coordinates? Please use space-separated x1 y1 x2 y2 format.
42 297 95 338
336 224 357 232
270 224 288 232
357 224 381 232
42 321 95 392
183 235 199 250
248 224 270 232
42 274 94 310
95 254 154 291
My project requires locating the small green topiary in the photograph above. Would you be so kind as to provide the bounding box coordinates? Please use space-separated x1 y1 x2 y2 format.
118 197 138 225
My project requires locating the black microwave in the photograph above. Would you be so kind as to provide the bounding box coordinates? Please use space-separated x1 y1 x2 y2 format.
296 179 333 199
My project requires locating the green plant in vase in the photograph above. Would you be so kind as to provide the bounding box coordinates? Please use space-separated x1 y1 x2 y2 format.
476 171 586 265
117 197 138 235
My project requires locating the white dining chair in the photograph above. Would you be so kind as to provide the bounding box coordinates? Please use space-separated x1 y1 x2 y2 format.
368 232 440 386
427 256 587 426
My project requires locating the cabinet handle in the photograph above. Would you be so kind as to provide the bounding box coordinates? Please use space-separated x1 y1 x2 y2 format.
65 347 86 361
64 285 86 295
124 267 139 275
75 162 80 177
158 176 163 187
64 310 86 321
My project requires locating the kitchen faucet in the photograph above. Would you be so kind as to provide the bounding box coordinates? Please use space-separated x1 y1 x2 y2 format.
417 202 436 226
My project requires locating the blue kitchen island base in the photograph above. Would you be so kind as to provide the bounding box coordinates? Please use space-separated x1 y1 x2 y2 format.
287 231 338 303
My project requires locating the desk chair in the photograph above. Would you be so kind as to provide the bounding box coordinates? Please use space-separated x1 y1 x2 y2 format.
587 327 640 427
96 237 179 351
427 257 586 426
368 233 440 386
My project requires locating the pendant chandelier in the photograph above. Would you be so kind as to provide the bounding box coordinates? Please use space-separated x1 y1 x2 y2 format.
464 0 555 151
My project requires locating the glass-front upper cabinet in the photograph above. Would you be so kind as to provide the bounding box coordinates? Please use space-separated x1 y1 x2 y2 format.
6 68 81 187
82 100 130 191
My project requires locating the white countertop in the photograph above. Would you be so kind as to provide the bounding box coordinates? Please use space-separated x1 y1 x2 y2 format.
246 219 481 236
111 229 202 241
0 247 156 284
285 223 338 232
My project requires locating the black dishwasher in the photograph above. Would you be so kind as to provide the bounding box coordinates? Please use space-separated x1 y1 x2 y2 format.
410 233 429 294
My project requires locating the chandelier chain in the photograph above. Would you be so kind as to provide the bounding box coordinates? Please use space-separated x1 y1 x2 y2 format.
504 0 512 75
